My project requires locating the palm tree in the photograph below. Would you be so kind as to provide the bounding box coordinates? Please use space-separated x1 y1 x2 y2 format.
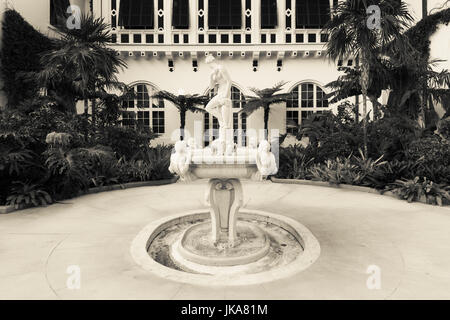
38 15 127 116
326 7 450 127
239 82 291 138
324 0 413 156
386 7 450 126
326 64 389 120
152 91 208 140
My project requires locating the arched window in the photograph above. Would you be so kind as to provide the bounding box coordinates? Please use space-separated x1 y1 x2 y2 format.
286 82 329 134
122 83 165 134
295 0 331 29
204 86 247 146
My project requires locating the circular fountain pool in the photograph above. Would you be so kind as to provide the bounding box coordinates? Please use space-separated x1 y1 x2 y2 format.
131 209 320 286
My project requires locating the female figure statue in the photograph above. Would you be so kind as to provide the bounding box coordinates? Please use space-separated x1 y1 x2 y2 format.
204 55 233 132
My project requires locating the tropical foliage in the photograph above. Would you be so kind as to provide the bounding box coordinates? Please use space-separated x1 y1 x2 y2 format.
37 14 128 115
152 91 208 140
240 82 290 136
0 11 172 209
324 0 414 155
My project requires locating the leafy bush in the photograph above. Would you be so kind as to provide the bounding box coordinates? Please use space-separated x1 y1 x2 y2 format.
94 126 157 160
406 136 450 167
367 115 420 161
388 177 450 206
44 139 119 199
119 145 174 182
6 182 52 209
298 111 363 163
364 159 421 189
277 145 315 179
437 116 450 140
308 156 362 185
0 10 53 107
303 150 386 186
413 163 450 185
119 160 153 182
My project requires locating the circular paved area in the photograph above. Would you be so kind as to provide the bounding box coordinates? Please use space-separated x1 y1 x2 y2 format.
0 180 449 299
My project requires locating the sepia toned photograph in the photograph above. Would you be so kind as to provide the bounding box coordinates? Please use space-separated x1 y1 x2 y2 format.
0 0 449 306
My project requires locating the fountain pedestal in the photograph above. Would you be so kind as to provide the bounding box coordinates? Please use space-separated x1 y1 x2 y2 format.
169 140 278 268
206 178 243 246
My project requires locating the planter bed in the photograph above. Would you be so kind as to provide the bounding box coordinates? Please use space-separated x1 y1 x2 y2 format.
269 177 443 205
0 177 179 214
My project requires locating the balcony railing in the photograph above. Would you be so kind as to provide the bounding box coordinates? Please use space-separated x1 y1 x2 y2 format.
107 0 331 47
112 28 328 46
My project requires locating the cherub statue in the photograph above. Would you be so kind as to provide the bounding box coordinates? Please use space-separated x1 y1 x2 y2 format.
187 137 199 150
249 137 258 149
225 141 236 156
169 141 193 181
256 140 278 179
210 139 226 156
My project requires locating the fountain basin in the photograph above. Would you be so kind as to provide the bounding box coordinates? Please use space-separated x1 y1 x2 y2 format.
189 163 258 180
130 209 321 286
175 221 271 267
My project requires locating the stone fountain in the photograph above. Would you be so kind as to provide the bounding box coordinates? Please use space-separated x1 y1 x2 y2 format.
130 56 320 285
167 55 279 268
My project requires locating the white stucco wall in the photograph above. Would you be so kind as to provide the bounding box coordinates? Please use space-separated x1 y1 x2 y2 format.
0 0 448 136
118 54 341 145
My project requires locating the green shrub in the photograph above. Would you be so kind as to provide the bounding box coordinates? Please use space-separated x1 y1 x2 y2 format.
388 177 450 206
119 145 173 182
308 156 362 185
119 160 153 182
364 159 421 189
437 117 450 140
367 115 420 161
277 145 315 179
0 10 53 107
298 112 363 163
94 126 157 160
406 136 450 167
6 182 52 209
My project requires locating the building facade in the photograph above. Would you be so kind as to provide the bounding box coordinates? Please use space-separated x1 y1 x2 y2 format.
1 0 449 145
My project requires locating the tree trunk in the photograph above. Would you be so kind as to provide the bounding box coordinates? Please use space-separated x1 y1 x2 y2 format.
369 95 380 121
420 0 428 128
354 55 360 123
180 110 186 140
360 56 370 158
84 99 89 115
422 0 427 18
91 98 96 127
264 106 269 139
84 98 89 141
418 92 427 129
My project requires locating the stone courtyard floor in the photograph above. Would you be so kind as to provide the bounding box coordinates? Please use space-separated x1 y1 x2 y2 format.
1 180 449 300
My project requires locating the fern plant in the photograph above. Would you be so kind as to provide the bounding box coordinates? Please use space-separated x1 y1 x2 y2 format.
6 182 52 209
308 156 362 185
388 177 450 206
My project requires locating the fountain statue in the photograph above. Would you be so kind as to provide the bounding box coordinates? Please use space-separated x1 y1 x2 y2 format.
204 55 233 140
131 57 320 285
168 56 279 268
